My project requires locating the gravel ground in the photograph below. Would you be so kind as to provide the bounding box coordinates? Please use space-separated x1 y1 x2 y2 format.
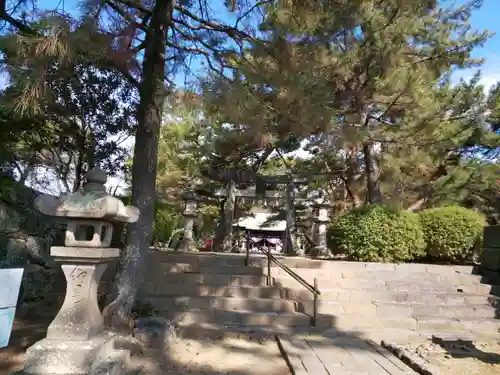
406 339 500 375
0 299 290 375
127 335 291 375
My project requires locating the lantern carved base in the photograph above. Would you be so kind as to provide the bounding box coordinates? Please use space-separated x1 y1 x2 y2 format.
310 245 332 258
47 247 119 340
12 247 130 375
179 238 198 252
15 332 131 375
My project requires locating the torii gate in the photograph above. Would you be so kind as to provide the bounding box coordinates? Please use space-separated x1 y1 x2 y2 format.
209 174 308 255
181 170 333 255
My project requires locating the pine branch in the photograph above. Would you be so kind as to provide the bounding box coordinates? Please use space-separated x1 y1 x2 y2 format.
174 3 255 41
104 0 149 33
113 0 151 14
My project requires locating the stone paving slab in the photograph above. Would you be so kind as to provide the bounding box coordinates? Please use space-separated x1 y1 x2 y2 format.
277 333 419 375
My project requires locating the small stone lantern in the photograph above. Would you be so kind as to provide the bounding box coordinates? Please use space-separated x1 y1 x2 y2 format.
19 168 139 375
310 195 333 258
179 190 199 252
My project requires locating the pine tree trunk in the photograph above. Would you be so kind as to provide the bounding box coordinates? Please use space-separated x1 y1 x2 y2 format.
285 182 296 254
363 141 382 204
222 180 236 252
104 0 173 332
213 180 236 252
213 199 226 250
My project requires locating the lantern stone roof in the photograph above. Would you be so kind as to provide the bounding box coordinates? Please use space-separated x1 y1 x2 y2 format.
34 168 139 223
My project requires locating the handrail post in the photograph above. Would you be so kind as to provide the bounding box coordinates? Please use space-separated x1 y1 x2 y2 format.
244 233 250 266
267 248 272 286
313 278 318 327
248 238 319 319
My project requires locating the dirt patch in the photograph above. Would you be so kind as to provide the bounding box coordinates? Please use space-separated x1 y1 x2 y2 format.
406 340 500 375
0 298 60 375
1 299 290 375
129 336 291 375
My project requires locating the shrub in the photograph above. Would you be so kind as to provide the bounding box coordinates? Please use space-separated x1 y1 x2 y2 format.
328 205 425 262
418 205 486 262
152 203 182 247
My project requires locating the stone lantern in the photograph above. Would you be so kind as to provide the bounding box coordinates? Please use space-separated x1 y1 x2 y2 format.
18 168 139 375
310 194 333 258
179 190 198 252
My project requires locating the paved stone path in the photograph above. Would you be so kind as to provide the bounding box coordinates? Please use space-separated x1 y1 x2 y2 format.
277 332 419 375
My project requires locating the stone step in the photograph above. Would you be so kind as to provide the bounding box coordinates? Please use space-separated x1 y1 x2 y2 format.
274 271 484 286
375 302 496 319
155 273 268 287
323 327 500 345
141 284 287 298
299 299 497 320
374 302 498 319
415 316 500 334
175 322 313 340
162 308 313 327
276 277 498 295
144 295 298 312
148 250 324 269
148 262 265 276
340 270 483 282
149 251 487 275
282 286 500 304
327 313 500 334
327 289 500 307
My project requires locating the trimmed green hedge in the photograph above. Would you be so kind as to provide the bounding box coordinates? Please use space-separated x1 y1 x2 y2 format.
328 205 425 262
418 205 485 262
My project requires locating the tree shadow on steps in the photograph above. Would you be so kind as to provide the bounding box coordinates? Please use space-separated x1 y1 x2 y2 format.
133 251 410 374
126 327 293 375
127 313 388 375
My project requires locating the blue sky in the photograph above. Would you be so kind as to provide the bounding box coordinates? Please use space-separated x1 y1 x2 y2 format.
11 0 500 194
457 0 500 90
31 0 500 90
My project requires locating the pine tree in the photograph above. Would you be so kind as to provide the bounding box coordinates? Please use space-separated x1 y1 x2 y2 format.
0 0 267 330
207 0 492 206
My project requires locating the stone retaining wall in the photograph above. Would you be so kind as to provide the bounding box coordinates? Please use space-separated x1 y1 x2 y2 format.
144 251 500 326
481 225 500 273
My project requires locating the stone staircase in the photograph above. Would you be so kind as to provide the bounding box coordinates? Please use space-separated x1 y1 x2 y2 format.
139 251 500 342
140 253 314 331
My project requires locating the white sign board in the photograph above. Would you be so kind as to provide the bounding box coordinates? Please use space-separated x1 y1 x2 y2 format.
0 268 24 348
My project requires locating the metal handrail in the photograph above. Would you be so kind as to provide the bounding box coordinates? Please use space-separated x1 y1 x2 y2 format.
244 235 321 326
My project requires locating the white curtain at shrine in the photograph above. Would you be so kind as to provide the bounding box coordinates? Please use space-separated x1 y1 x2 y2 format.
251 237 264 243
267 238 282 245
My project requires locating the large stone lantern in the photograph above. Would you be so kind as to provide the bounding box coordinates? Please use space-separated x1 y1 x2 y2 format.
179 190 199 252
310 195 333 258
18 168 139 375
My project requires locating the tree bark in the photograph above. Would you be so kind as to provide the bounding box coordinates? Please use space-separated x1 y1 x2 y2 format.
103 0 173 332
213 180 236 252
407 197 428 212
212 198 226 249
284 182 296 255
73 149 85 192
363 141 383 204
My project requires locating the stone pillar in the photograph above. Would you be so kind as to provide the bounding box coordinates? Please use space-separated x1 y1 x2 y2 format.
310 200 333 258
179 191 198 252
284 182 296 255
481 225 500 274
295 235 305 256
233 234 244 253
